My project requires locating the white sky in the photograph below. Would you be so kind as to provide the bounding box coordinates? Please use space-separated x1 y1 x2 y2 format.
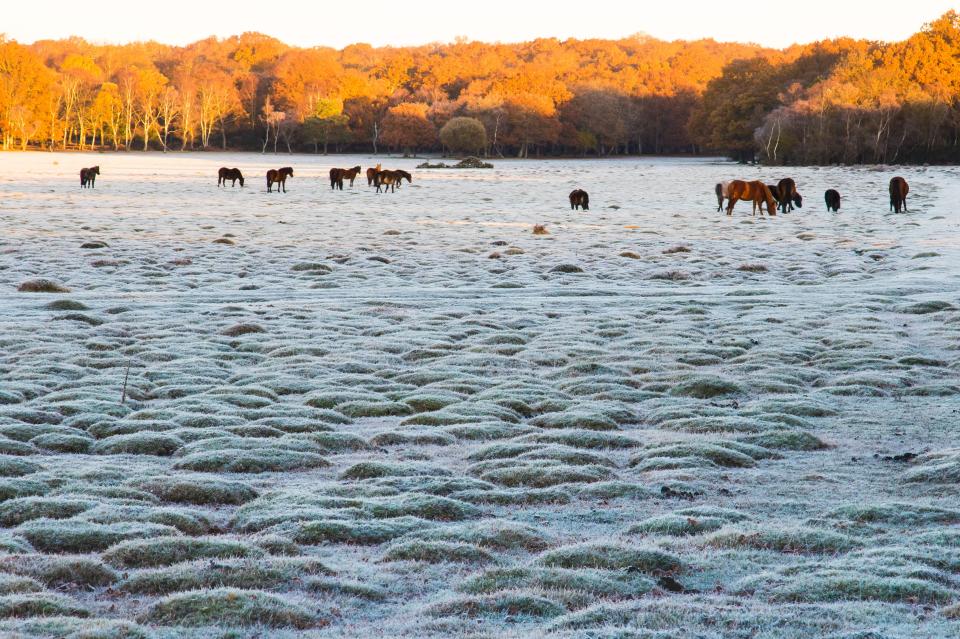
4 0 956 49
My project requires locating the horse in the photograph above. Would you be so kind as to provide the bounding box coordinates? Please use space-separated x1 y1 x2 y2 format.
889 177 909 213
366 163 382 186
394 170 412 187
715 181 730 212
569 189 590 210
824 189 841 212
725 180 778 216
80 166 100 188
267 167 293 193
776 178 802 213
330 166 362 190
374 170 402 193
218 167 244 187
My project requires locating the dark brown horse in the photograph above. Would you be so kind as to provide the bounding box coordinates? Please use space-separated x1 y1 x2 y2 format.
889 177 909 213
330 166 362 190
374 170 401 193
366 164 382 186
776 178 802 213
267 167 293 193
80 166 100 188
725 180 778 216
394 170 412 187
569 189 590 210
824 189 841 212
218 167 244 187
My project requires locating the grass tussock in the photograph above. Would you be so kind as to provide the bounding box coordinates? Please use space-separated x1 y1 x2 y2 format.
141 588 319 628
536 542 682 573
294 517 430 545
103 536 264 568
173 449 329 473
17 280 71 293
427 592 566 618
382 540 494 564
119 558 332 596
138 477 258 505
221 323 266 337
0 593 88 618
0 555 117 588
15 519 177 554
705 525 861 554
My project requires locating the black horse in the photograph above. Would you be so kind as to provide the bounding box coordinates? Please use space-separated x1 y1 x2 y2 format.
824 189 841 212
569 189 589 210
776 178 802 213
80 166 100 188
218 167 244 187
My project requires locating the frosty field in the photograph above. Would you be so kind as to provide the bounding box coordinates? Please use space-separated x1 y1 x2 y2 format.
1 152 960 638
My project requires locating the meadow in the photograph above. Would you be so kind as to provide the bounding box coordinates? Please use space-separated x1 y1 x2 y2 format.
0 152 958 638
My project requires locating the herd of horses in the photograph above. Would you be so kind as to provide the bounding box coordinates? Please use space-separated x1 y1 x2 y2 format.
214 164 412 194
89 164 911 214
713 176 910 215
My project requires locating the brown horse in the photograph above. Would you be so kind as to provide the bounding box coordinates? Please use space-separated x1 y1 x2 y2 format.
218 167 244 187
394 170 412 187
889 177 909 213
374 170 401 193
366 163 382 186
569 189 589 210
330 166 362 190
725 180 778 216
266 167 293 193
80 166 100 188
776 178 802 213
824 189 841 212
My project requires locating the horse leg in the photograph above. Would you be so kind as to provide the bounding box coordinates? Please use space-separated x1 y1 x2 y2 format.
726 196 737 216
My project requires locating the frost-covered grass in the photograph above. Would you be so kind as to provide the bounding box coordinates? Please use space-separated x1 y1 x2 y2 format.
0 153 958 637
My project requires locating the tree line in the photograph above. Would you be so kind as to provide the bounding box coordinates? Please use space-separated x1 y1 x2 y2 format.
1 11 958 164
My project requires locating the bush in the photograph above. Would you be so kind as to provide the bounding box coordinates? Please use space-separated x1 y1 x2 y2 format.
439 117 488 155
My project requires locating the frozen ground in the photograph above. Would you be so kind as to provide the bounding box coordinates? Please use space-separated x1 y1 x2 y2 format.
0 152 959 638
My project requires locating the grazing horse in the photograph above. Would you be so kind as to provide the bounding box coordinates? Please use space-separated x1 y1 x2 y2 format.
366 163 382 186
715 181 730 212
725 180 778 216
776 178 802 213
394 170 412 187
266 167 294 193
218 167 244 187
330 166 362 190
80 166 100 188
889 177 909 213
374 170 402 193
824 189 841 212
569 189 590 211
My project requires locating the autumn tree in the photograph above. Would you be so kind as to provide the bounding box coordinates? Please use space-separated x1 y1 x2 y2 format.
380 102 437 155
301 97 350 153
